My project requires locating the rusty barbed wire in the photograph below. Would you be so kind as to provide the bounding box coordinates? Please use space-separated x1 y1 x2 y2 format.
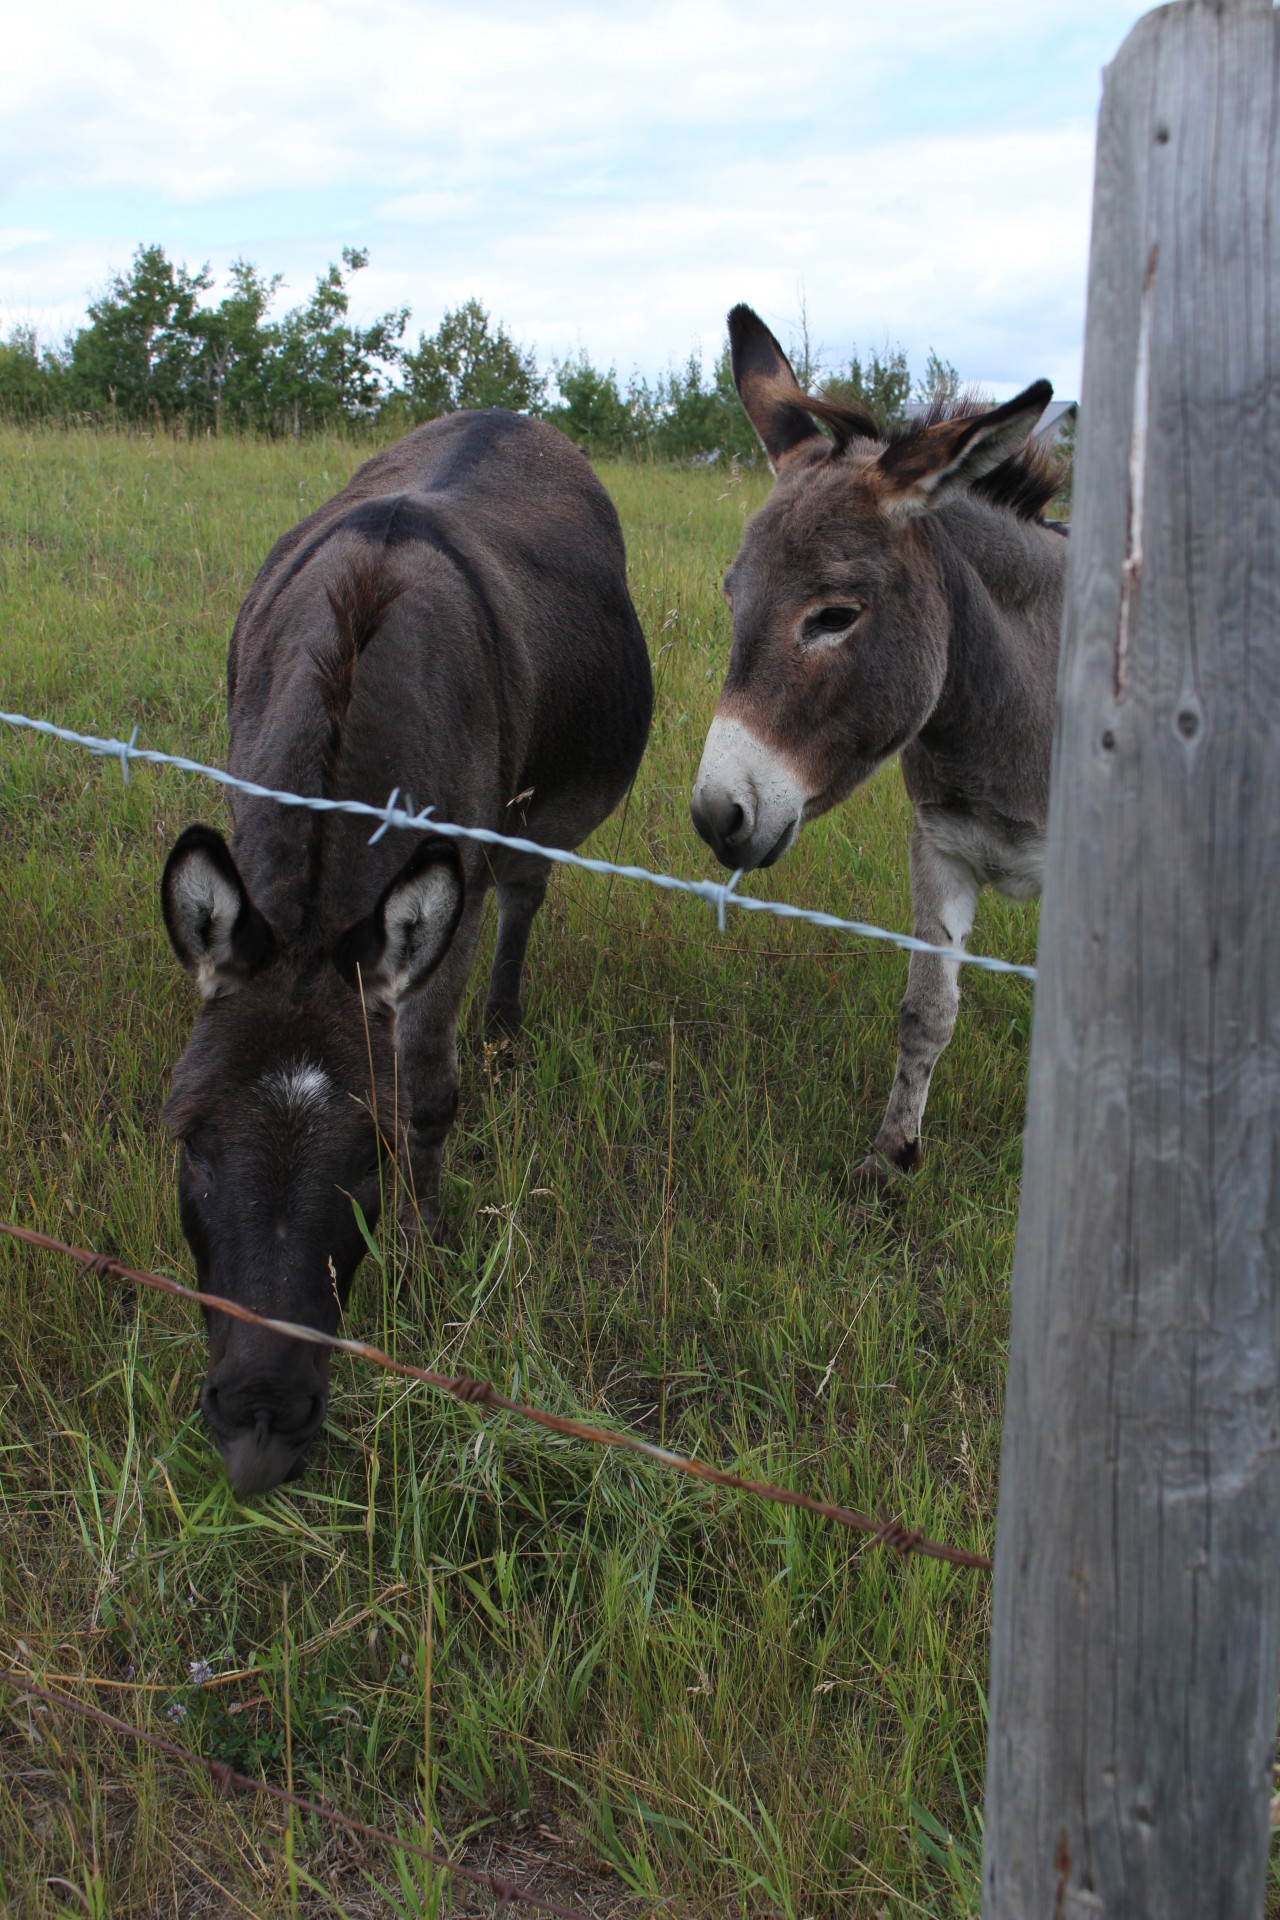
0 1221 993 1572
0 1670 592 1917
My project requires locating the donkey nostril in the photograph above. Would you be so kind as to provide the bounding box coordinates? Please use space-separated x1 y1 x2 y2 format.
723 802 746 841
202 1379 323 1442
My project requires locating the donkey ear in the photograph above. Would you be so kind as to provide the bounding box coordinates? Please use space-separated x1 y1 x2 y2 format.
162 826 275 999
876 379 1054 516
334 837 465 1009
728 304 827 473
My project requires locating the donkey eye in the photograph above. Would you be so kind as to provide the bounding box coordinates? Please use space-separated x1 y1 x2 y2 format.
802 604 861 643
182 1133 216 1178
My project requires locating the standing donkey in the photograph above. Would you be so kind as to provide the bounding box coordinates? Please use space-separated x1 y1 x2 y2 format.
162 410 652 1494
691 305 1066 1192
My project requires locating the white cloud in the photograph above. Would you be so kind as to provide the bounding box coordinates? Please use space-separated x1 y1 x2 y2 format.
1 1 1139 199
0 228 55 256
365 121 1095 395
0 0 1148 390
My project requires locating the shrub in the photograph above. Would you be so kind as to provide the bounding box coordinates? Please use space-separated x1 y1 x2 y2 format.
401 299 544 420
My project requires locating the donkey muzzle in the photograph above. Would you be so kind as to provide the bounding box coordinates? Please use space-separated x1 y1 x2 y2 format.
201 1335 330 1496
691 715 806 871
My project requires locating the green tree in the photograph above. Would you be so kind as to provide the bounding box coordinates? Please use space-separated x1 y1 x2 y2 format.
548 351 633 453
197 259 284 431
68 244 213 418
708 340 767 460
822 343 911 432
644 343 760 461
788 292 822 394
650 352 719 457
0 324 68 418
271 247 409 428
402 299 543 419
915 348 962 409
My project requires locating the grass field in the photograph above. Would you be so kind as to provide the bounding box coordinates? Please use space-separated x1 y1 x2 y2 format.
2 420 1047 1917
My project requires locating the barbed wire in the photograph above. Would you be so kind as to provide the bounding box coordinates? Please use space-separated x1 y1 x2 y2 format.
0 1222 993 1572
0 1670 595 1917
0 709 1037 979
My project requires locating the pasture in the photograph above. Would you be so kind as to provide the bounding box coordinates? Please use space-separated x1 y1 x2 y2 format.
0 422 1039 1917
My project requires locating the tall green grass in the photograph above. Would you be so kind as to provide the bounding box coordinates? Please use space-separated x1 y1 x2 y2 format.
0 423 1039 1916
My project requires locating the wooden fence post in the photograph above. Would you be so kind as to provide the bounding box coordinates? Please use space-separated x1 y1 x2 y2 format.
982 3 1280 1914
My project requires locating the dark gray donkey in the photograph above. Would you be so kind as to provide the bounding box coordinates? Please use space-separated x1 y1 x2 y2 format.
161 410 652 1494
691 305 1065 1193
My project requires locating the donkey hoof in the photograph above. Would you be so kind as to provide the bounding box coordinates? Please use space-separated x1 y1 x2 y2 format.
484 997 523 1041
849 1140 919 1199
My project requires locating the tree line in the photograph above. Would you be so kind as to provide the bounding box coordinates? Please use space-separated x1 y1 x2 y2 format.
0 242 966 458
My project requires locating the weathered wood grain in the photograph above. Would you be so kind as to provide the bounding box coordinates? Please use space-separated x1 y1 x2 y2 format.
983 2 1280 1915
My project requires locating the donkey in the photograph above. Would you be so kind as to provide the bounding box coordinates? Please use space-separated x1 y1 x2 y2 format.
691 305 1066 1193
161 409 652 1494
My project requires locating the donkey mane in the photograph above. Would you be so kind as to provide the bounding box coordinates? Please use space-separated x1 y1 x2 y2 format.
315 549 406 775
897 393 1066 521
266 546 409 930
800 389 1066 523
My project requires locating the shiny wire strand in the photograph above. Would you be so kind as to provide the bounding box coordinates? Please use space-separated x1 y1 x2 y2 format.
0 709 1036 980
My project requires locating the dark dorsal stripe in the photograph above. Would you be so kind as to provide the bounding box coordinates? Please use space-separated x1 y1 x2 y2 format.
316 549 407 744
275 493 517 929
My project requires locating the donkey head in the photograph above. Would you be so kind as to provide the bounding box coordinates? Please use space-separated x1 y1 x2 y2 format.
160 825 464 1495
691 304 1052 871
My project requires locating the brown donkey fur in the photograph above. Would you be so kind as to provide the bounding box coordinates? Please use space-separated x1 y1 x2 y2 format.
692 304 1066 1192
161 410 652 1493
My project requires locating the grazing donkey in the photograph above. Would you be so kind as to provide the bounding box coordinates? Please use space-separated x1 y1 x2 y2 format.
161 410 652 1494
691 305 1066 1192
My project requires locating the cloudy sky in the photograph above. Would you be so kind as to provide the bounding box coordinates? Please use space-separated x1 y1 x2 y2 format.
2 1 1153 402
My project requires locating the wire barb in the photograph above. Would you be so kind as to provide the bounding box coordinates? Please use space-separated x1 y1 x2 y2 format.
714 866 744 931
872 1516 927 1558
367 786 400 843
87 722 139 787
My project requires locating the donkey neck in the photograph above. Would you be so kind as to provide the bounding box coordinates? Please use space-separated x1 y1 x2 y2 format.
907 500 1063 826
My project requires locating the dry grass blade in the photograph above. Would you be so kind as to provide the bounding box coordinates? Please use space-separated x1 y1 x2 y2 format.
0 1670 591 1917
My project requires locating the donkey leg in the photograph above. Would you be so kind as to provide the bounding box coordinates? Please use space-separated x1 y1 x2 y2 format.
853 829 980 1194
484 857 550 1039
393 893 486 1243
